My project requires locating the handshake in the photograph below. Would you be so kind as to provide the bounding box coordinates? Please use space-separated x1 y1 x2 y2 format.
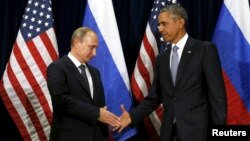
98 104 131 132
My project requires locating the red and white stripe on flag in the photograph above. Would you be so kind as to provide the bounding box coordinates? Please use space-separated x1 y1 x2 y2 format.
131 0 177 140
131 23 163 141
0 0 58 140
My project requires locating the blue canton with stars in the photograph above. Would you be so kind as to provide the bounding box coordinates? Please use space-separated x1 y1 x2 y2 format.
20 0 53 41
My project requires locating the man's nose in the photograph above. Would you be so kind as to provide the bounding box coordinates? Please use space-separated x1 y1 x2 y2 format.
158 25 163 32
92 49 96 56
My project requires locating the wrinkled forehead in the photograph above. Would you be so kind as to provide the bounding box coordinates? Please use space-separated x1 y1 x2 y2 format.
84 32 99 46
158 12 177 23
83 31 98 41
159 11 181 20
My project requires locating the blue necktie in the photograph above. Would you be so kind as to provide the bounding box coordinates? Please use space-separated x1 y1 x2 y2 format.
171 46 179 85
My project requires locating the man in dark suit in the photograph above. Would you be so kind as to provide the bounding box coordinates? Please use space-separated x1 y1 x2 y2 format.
116 4 227 141
47 27 120 141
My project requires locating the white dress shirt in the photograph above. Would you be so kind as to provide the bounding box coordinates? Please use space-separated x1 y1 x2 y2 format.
68 53 94 99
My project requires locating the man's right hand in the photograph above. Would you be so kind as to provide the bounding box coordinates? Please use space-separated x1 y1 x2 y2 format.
113 104 132 133
98 106 120 128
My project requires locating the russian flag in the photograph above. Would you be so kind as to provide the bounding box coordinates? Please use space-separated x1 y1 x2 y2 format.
82 0 137 140
212 0 250 124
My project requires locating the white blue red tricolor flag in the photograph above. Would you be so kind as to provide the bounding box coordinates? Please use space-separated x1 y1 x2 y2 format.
212 0 250 124
82 0 137 140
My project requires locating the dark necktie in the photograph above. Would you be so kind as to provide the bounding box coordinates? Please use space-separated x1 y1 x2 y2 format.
79 65 90 92
170 46 179 85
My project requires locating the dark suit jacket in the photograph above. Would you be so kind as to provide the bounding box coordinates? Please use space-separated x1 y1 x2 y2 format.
130 37 227 141
47 55 108 141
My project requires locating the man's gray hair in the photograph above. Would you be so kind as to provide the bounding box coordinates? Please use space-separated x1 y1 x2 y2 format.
71 27 94 47
160 4 188 27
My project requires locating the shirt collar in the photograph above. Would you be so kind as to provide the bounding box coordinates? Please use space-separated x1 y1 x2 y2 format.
172 33 188 51
68 53 84 68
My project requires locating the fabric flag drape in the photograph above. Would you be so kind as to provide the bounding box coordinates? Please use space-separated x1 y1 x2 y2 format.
130 0 177 140
212 0 250 124
82 0 137 140
0 0 58 140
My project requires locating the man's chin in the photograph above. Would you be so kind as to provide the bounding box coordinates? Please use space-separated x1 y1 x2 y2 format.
162 36 170 42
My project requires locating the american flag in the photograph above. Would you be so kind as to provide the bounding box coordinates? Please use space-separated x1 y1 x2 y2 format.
131 0 178 140
0 0 58 140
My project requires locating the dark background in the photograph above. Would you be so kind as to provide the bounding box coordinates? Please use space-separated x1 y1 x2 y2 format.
0 0 224 140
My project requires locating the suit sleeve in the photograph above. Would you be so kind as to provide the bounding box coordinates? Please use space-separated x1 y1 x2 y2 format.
130 56 162 126
203 43 227 124
47 62 99 125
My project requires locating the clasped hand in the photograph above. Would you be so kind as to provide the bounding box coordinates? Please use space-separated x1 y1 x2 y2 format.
112 104 132 133
98 105 132 133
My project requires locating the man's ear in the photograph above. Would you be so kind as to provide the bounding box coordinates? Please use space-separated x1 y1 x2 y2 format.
178 18 185 28
73 38 80 48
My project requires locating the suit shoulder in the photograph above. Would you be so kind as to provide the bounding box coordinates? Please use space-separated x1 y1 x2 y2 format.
86 64 97 70
47 56 69 71
193 38 215 47
86 64 101 74
192 40 220 58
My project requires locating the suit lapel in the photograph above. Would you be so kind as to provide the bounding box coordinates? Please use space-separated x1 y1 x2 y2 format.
161 46 175 88
63 56 92 98
175 37 195 86
86 64 97 101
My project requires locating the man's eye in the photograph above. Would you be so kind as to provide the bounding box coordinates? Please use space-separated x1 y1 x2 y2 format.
89 46 95 50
